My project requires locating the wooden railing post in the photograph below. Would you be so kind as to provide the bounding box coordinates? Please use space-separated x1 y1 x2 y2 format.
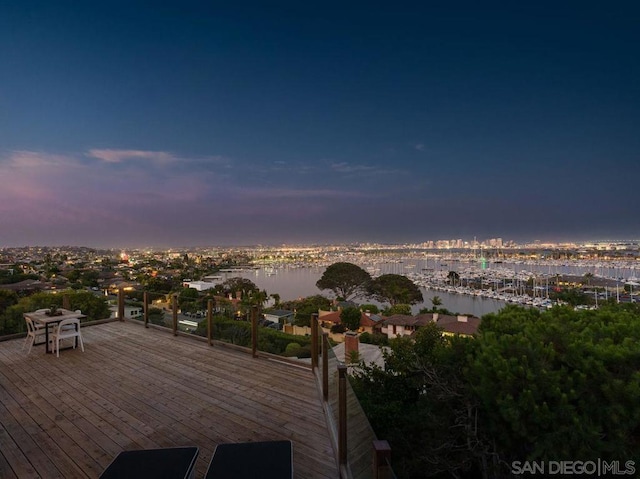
311 313 319 370
172 294 178 336
62 294 71 310
118 288 125 322
338 363 348 468
251 305 258 358
207 299 213 346
322 332 329 401
143 292 149 328
373 440 392 479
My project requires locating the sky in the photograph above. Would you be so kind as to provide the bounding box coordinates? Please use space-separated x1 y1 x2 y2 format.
1 2 639 248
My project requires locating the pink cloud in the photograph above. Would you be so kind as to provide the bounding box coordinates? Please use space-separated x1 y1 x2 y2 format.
87 149 176 164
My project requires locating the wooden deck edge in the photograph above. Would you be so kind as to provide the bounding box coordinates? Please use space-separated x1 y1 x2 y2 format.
314 368 342 475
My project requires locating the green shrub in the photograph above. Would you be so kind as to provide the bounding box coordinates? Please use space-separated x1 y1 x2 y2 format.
284 342 302 356
362 332 389 346
331 323 346 334
359 332 372 343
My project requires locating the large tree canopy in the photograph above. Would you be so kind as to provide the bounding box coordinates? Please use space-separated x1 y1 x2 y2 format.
367 274 423 306
351 303 640 478
469 303 640 464
315 262 371 300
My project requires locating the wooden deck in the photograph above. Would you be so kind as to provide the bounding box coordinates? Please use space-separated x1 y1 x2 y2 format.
0 321 339 478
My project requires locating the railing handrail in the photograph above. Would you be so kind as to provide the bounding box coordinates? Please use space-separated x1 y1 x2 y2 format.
310 314 394 479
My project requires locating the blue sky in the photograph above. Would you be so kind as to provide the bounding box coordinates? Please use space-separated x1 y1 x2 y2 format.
1 2 638 248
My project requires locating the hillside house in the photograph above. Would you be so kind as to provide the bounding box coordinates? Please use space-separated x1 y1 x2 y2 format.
317 309 383 333
380 312 481 339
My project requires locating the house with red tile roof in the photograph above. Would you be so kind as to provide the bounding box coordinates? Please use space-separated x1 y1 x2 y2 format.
318 309 384 334
435 313 481 336
380 312 481 339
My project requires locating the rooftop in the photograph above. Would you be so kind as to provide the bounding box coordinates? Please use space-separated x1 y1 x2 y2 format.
0 320 338 478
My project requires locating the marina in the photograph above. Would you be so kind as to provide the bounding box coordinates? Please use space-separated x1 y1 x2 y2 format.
220 254 640 317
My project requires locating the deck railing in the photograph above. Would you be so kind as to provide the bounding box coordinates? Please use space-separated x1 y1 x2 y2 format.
310 314 396 479
3 288 394 477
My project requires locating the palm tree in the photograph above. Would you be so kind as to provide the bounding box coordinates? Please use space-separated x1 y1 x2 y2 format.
270 293 281 307
584 272 594 286
431 295 442 311
447 271 460 287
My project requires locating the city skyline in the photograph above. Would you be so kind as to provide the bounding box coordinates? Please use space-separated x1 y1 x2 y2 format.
1 3 639 248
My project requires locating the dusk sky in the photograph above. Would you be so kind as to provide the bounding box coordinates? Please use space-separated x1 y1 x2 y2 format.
1 2 638 248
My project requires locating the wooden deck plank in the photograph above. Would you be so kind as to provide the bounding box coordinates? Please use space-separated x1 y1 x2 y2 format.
90 331 338 474
0 421 32 479
0 396 65 478
86 327 336 451
0 321 339 479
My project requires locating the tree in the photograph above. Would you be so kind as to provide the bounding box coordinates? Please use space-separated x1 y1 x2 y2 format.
287 295 332 327
0 270 39 285
359 303 379 314
447 270 460 286
1 291 110 333
64 290 111 320
66 269 81 282
549 287 592 306
270 293 281 307
244 289 268 307
147 307 166 325
384 303 412 315
367 274 423 306
469 303 640 468
351 324 489 478
178 287 200 312
179 286 199 301
353 302 640 477
340 306 362 331
80 270 100 287
0 290 18 314
219 277 260 299
143 276 173 294
431 295 443 311
316 262 371 300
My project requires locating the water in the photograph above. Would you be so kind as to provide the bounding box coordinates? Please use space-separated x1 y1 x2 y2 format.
220 265 507 317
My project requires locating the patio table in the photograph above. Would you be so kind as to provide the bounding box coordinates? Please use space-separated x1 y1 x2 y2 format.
24 309 86 353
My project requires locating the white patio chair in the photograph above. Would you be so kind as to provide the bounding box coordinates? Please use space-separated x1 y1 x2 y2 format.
51 318 85 357
63 311 83 330
23 316 47 354
59 315 79 332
